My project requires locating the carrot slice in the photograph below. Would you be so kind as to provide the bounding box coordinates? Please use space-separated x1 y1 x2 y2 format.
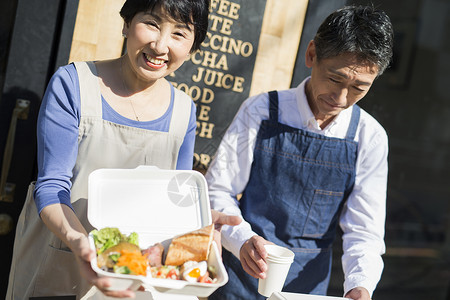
116 249 149 276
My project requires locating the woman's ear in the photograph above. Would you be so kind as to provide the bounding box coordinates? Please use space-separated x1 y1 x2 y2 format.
305 40 316 68
122 23 129 38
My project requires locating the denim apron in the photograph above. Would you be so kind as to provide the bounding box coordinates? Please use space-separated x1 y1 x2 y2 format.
210 91 360 299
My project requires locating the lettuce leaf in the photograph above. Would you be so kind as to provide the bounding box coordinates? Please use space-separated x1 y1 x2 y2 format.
127 232 139 246
91 227 139 254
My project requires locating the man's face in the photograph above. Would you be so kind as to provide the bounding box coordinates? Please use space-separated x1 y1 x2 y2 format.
305 41 378 125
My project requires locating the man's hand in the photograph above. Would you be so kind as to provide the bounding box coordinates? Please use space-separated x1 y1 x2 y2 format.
211 210 242 254
239 235 273 279
345 287 371 300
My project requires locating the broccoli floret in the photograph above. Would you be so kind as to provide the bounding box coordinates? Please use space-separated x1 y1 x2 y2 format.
113 265 131 274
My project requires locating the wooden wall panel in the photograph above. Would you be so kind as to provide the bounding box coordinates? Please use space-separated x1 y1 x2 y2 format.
69 0 308 92
69 0 125 62
249 0 309 96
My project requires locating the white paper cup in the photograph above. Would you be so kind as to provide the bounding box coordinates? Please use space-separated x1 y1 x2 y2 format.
258 244 294 297
264 244 295 261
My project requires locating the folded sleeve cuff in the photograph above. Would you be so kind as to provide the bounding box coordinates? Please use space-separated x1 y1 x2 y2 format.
34 187 73 215
221 221 257 260
344 276 377 297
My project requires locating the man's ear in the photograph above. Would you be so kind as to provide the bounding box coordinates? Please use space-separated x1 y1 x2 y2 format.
305 40 316 68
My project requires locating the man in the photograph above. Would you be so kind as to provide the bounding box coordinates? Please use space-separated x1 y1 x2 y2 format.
205 5 394 300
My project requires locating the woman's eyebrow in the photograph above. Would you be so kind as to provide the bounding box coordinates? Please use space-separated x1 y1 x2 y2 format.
144 12 193 32
176 23 193 31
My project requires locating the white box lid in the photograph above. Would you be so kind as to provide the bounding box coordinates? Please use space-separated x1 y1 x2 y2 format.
87 165 212 248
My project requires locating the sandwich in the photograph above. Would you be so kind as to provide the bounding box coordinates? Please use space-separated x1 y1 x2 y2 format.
164 223 214 266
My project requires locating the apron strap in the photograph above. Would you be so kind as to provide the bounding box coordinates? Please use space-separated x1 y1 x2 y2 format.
73 61 102 118
169 86 192 137
345 104 361 140
268 90 278 122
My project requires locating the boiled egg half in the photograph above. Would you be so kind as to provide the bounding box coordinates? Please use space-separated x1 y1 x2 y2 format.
182 260 207 283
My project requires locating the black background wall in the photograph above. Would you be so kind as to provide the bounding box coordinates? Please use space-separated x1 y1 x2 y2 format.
0 0 79 297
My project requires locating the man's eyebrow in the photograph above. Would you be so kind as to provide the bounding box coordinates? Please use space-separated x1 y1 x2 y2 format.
329 68 372 86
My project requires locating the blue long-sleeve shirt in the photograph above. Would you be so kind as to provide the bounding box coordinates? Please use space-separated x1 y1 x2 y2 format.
34 64 196 214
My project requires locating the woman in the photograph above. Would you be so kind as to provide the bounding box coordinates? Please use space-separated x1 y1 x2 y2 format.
6 0 211 299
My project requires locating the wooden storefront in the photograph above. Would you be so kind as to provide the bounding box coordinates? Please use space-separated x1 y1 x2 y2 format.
0 0 449 299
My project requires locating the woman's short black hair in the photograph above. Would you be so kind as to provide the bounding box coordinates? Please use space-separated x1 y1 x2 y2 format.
120 0 210 52
314 5 394 75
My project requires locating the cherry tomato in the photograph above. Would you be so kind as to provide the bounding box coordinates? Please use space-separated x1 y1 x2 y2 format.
167 268 178 280
198 271 212 283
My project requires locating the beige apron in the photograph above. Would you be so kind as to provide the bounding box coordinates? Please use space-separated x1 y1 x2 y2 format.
6 61 192 300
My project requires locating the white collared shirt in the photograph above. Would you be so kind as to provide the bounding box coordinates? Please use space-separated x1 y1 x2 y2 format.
205 77 388 296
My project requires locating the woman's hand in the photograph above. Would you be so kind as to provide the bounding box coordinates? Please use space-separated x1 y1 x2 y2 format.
72 236 137 298
239 235 273 279
41 204 137 298
345 287 371 300
210 209 242 254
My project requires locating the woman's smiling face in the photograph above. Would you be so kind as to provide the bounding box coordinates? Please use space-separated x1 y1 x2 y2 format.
123 6 195 83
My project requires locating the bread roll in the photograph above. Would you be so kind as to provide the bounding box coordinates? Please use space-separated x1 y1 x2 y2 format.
165 224 214 266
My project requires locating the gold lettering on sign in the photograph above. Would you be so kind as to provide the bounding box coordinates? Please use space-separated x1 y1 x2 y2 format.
202 33 253 57
191 67 244 92
175 0 257 169
193 153 211 170
171 82 215 104
191 50 229 70
197 105 211 121
196 121 215 139
211 0 241 19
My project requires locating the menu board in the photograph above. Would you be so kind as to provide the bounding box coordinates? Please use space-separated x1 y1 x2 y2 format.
169 0 267 171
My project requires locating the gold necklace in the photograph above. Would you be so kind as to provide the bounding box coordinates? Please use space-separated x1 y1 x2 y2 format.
120 59 140 121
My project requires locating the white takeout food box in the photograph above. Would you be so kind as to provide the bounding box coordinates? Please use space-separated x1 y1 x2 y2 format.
87 165 228 297
267 292 349 300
